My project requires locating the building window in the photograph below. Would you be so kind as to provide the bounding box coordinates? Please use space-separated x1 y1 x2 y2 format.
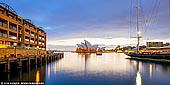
0 30 2 37
0 19 8 28
0 20 2 26
0 10 3 14
18 19 22 24
9 23 17 30
0 30 7 38
25 36 30 42
18 26 22 33
9 32 17 39
25 29 30 34
8 15 14 19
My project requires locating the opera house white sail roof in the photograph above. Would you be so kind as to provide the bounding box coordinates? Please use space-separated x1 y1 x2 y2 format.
76 40 105 50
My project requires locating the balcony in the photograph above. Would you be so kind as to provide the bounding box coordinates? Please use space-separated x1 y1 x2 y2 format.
9 15 13 19
25 32 30 35
9 35 16 39
38 42 41 44
8 14 17 21
18 20 22 24
3 33 7 38
30 40 34 43
31 33 34 37
25 39 29 42
0 21 8 28
9 25 17 30
42 38 45 40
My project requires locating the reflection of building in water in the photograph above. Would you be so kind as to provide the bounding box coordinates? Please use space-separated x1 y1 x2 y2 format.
84 54 90 75
146 42 163 48
149 64 153 78
136 62 142 85
162 65 170 72
47 65 51 78
136 71 142 85
53 62 57 75
55 52 132 76
79 53 91 75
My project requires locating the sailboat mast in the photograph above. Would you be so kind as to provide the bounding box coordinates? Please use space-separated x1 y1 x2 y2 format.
136 0 140 53
169 0 170 18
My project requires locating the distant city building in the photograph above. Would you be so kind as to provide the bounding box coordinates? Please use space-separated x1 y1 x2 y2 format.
146 42 163 48
144 42 170 53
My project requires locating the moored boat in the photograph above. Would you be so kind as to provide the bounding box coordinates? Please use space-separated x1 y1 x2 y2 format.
96 52 102 55
125 53 170 60
125 0 170 60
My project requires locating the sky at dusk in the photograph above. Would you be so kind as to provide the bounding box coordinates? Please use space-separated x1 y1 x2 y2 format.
2 0 170 50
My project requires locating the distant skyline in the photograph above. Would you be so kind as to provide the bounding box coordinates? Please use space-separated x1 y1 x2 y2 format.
2 0 170 50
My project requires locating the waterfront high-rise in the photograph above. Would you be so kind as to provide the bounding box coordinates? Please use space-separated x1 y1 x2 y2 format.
0 3 46 57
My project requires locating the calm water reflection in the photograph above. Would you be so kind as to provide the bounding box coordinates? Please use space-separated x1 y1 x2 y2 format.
46 52 170 85
1 52 170 85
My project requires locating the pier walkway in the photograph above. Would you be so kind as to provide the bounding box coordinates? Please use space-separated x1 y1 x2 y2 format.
0 52 64 72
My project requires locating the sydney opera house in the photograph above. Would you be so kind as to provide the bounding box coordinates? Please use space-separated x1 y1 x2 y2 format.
76 40 105 53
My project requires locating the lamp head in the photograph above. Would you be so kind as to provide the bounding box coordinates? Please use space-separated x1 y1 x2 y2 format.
13 43 17 47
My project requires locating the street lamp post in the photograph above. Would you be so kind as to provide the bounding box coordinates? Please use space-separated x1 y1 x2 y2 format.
37 46 39 55
13 43 17 58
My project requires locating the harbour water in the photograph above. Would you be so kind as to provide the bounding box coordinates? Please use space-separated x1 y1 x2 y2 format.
1 52 170 85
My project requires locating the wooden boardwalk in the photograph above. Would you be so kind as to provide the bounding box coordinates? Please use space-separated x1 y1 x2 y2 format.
0 52 64 72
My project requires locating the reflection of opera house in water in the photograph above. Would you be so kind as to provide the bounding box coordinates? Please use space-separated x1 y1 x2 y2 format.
76 40 105 53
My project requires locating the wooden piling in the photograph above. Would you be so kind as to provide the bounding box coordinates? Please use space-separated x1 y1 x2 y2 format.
27 57 31 67
4 58 10 72
40 55 42 64
35 55 37 65
18 57 22 69
1 53 64 73
50 56 52 61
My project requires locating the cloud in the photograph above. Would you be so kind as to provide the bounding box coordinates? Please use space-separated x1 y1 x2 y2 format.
47 44 76 51
2 0 170 49
47 37 137 50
